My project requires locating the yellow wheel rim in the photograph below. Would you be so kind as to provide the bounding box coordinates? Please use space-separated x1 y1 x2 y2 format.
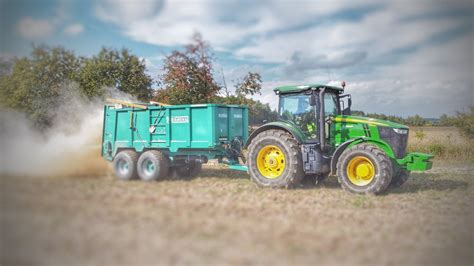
256 145 286 179
347 156 375 186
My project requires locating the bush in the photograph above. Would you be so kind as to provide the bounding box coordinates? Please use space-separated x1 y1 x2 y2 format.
427 143 445 157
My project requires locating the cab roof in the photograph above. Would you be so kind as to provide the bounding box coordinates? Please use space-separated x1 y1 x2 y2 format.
274 84 344 94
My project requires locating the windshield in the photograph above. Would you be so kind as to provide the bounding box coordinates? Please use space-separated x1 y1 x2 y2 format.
279 94 316 139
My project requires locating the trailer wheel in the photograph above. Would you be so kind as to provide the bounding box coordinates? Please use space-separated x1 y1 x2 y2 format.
390 168 410 188
174 163 202 178
337 143 393 195
137 150 170 181
113 150 138 180
247 129 304 188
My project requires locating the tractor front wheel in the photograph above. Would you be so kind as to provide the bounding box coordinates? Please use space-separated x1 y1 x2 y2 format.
247 129 304 188
337 143 393 194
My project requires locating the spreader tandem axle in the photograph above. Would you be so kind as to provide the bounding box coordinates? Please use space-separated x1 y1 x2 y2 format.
102 84 433 194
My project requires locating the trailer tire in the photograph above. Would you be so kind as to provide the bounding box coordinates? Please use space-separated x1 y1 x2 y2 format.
390 168 410 188
137 150 170 181
247 129 304 188
113 150 138 180
337 143 393 195
174 163 202 178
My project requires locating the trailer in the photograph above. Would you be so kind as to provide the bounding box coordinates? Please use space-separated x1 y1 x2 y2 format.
102 99 248 181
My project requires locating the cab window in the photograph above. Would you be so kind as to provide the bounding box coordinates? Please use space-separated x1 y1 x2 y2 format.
324 93 338 116
279 94 317 139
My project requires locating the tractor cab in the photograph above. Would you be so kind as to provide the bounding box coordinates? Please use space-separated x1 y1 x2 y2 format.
276 84 348 143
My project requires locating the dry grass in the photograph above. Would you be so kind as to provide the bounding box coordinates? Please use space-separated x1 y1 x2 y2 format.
2 126 473 265
2 161 473 265
408 126 474 160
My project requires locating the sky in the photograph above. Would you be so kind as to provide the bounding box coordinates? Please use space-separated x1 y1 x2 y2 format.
0 0 473 118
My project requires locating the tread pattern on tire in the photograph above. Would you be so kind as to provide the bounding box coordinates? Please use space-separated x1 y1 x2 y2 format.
137 150 170 181
247 129 304 188
336 143 393 195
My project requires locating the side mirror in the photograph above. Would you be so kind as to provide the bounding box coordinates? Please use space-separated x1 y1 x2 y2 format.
309 94 317 106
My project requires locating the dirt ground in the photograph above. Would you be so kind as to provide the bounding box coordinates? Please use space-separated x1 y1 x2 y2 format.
2 161 473 266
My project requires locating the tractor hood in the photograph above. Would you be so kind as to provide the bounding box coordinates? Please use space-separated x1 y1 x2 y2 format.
333 115 408 129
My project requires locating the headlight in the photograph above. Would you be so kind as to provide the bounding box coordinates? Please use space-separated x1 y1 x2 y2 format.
393 128 408 134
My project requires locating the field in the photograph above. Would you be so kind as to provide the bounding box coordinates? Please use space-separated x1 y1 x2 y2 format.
2 127 473 265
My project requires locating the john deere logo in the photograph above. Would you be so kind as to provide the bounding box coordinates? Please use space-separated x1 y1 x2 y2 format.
171 116 189 123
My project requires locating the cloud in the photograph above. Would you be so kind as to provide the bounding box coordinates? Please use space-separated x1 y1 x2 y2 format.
15 0 70 40
94 0 377 48
95 0 473 117
284 51 367 77
17 17 55 39
95 0 164 25
64 23 84 36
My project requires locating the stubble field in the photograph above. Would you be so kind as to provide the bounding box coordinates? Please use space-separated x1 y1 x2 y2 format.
2 127 473 265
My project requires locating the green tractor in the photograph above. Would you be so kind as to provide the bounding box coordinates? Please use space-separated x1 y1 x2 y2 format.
245 83 433 194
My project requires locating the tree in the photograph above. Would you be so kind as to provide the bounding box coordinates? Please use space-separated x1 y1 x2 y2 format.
0 56 14 77
0 45 81 129
0 45 153 129
235 72 262 96
452 106 474 137
406 115 426 126
76 48 152 100
154 33 220 104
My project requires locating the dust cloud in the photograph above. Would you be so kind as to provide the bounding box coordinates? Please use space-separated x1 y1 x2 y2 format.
0 83 136 177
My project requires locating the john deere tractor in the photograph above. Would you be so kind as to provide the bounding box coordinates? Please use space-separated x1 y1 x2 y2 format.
246 83 433 194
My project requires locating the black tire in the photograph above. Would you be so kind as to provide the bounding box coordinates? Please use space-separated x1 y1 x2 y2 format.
137 150 170 181
174 162 202 178
113 150 138 180
247 129 304 188
337 143 393 195
390 168 410 188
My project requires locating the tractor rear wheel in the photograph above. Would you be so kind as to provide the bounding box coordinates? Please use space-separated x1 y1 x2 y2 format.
390 168 410 188
137 150 170 181
174 162 202 178
113 150 138 180
337 143 393 195
247 129 304 188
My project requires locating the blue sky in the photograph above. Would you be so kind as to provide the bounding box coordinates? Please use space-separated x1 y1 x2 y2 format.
1 0 473 118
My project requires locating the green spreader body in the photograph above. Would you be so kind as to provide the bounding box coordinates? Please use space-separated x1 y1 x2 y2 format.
102 103 248 164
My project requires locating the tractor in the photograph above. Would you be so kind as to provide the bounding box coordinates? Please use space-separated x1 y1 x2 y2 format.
245 83 433 194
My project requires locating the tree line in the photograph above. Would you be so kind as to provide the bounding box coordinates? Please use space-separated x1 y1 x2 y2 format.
1 32 470 136
0 33 277 129
353 109 474 137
